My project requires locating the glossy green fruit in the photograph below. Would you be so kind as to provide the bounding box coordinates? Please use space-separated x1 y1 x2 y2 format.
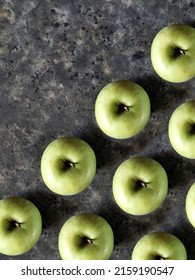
132 232 187 260
58 213 114 260
151 24 195 83
41 136 96 195
0 197 42 256
168 100 195 159
112 157 168 215
95 80 150 139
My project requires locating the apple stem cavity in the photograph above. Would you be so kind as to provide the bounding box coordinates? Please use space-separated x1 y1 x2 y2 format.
117 103 131 114
80 236 93 247
8 220 22 231
190 123 195 134
154 255 166 260
135 180 148 190
62 160 76 171
172 47 186 58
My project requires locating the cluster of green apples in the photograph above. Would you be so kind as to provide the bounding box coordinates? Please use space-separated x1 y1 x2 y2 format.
0 23 194 260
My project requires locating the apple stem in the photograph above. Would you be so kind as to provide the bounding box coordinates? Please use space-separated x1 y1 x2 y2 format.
173 47 186 58
141 182 147 188
80 236 93 247
124 105 130 111
117 104 131 114
135 180 148 190
155 255 166 260
15 222 21 228
8 220 21 230
87 238 93 244
179 49 185 55
62 161 76 170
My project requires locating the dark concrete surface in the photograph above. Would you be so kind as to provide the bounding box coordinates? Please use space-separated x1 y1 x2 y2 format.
0 0 195 259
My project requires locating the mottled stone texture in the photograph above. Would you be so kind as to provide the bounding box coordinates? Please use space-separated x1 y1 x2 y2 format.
0 0 195 259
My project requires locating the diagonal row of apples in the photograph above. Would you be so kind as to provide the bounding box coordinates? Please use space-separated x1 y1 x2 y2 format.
0 24 194 260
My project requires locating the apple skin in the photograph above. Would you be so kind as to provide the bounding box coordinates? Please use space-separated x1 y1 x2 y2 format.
95 80 150 139
131 232 187 260
0 197 42 256
186 182 195 228
151 24 195 83
41 136 96 195
58 213 114 260
168 100 195 159
112 157 168 215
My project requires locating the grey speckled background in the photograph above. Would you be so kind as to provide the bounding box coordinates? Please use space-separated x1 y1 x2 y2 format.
0 0 195 259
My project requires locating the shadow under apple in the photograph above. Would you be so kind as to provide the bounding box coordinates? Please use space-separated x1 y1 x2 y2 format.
149 150 194 191
135 74 191 113
168 220 195 260
75 123 152 170
21 189 78 230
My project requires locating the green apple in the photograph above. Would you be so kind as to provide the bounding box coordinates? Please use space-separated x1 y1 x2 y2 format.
112 156 168 215
95 80 151 139
151 23 195 83
131 232 187 260
168 100 195 159
41 136 96 195
58 213 114 260
0 197 42 256
186 182 195 227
